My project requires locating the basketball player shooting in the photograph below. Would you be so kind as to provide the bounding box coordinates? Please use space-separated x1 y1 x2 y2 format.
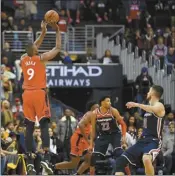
115 85 165 176
20 21 61 175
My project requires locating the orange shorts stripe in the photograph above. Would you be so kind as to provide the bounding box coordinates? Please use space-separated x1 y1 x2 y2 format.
22 89 51 122
70 132 89 156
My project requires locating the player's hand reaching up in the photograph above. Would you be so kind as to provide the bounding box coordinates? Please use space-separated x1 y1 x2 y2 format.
41 20 47 33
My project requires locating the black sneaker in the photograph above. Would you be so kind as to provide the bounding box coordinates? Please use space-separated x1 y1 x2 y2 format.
27 164 36 175
40 161 53 175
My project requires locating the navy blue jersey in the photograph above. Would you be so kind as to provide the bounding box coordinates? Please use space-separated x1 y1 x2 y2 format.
142 112 164 139
95 108 120 135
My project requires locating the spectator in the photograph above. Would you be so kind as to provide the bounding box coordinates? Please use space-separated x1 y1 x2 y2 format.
12 98 24 121
152 37 168 69
58 9 68 33
126 116 137 142
162 122 175 174
1 12 11 31
81 48 95 63
14 4 26 19
102 49 113 64
56 108 78 160
1 57 14 73
24 0 37 20
48 128 64 164
1 74 13 101
163 112 175 135
18 19 27 31
1 100 14 128
93 0 108 23
63 51 72 64
2 42 15 67
1 64 16 80
144 27 155 54
66 0 81 24
135 67 153 104
3 122 15 142
134 29 145 54
164 27 171 46
126 0 142 29
165 47 175 74
137 127 143 140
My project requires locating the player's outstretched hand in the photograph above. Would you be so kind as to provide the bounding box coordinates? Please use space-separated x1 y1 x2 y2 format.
41 20 47 33
126 102 137 109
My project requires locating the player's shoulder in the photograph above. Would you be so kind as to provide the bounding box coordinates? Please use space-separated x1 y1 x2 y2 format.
155 101 164 108
111 107 119 113
20 53 28 61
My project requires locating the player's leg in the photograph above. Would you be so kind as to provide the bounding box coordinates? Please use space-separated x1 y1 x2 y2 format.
111 133 131 175
142 139 160 175
34 90 52 174
76 152 91 175
115 140 143 175
55 155 81 170
115 156 129 175
53 133 81 170
76 139 91 175
90 136 109 175
22 91 36 174
142 154 154 175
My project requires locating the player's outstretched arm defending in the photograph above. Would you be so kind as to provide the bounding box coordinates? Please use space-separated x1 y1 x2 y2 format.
40 23 61 61
126 101 165 118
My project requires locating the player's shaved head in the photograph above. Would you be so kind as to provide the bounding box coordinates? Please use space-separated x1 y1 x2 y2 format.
152 85 163 98
26 43 38 56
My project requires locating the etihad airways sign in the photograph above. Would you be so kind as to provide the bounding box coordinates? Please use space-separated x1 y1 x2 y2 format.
46 64 122 88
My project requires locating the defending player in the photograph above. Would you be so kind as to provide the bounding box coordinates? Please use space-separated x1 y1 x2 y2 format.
115 85 165 176
53 101 99 175
89 96 129 175
20 21 61 175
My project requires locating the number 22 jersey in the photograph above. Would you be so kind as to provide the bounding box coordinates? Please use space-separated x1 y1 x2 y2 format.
21 55 47 90
95 108 120 135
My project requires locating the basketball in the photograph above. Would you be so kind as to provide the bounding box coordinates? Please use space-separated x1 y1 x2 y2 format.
44 10 59 23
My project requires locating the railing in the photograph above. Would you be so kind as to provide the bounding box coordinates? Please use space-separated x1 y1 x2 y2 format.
35 31 67 52
2 25 124 54
2 31 34 52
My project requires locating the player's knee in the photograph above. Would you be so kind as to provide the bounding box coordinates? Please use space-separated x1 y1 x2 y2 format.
142 154 152 165
84 153 91 164
113 148 123 158
115 156 128 172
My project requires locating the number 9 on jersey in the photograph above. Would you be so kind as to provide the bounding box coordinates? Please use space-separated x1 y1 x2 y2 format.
27 68 34 80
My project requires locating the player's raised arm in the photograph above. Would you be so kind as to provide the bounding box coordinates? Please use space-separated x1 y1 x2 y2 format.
112 108 127 142
40 24 61 61
34 21 47 48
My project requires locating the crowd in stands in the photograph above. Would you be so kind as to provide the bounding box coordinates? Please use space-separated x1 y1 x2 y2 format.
1 0 175 175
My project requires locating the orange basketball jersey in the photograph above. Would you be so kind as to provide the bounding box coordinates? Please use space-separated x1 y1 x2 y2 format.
75 123 91 136
21 55 47 90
